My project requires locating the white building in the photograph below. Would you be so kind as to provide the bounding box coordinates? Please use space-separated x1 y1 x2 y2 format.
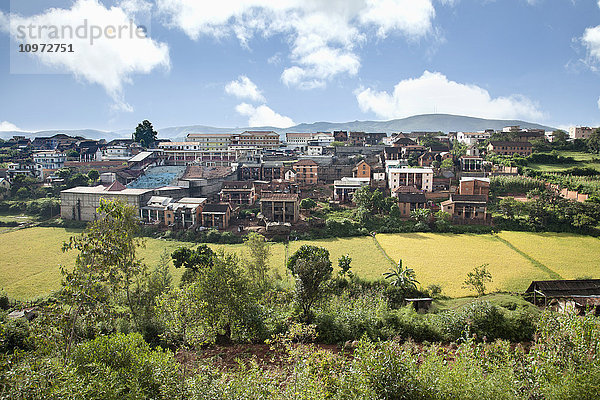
103 145 131 160
456 132 491 145
186 133 232 150
333 177 370 202
33 150 66 170
387 167 434 192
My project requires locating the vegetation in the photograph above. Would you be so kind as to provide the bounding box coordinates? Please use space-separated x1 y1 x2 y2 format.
463 264 493 296
133 119 158 148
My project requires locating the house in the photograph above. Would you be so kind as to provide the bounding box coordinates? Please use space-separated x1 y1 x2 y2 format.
284 168 297 182
260 193 300 223
201 203 232 229
140 196 174 225
219 181 257 205
166 198 207 228
440 195 489 224
33 150 67 170
459 177 490 196
333 130 348 142
460 156 485 172
396 193 428 218
387 167 434 193
261 161 285 181
293 159 318 185
418 151 452 167
456 132 491 145
525 279 600 315
568 126 595 140
333 177 370 203
352 160 371 179
487 141 533 157
7 162 42 181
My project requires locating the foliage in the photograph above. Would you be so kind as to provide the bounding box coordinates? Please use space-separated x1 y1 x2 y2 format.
586 127 600 153
243 232 271 288
383 259 419 294
463 264 493 296
133 119 158 148
490 175 546 195
299 198 317 210
337 254 352 277
287 245 333 321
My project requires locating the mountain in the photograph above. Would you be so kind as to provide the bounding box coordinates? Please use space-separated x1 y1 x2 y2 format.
0 114 556 142
157 114 555 140
0 129 124 141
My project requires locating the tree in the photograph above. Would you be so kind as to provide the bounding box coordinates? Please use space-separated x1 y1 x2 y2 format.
157 251 261 346
338 254 352 277
551 130 569 146
287 245 333 321
61 198 146 356
587 128 600 154
383 259 419 293
497 197 523 219
410 208 432 224
300 198 317 210
133 120 158 148
463 264 492 297
243 232 271 287
87 169 99 183
171 244 215 285
440 158 455 170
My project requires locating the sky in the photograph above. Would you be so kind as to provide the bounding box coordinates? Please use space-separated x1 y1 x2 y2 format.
1 0 600 133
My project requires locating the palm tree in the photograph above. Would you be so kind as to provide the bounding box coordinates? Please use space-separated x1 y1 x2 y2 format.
383 259 419 292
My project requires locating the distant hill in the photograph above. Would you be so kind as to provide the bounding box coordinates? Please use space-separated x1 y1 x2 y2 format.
0 129 124 141
0 114 555 142
158 114 555 140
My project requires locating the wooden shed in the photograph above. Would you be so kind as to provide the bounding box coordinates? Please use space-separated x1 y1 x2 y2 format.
525 279 600 315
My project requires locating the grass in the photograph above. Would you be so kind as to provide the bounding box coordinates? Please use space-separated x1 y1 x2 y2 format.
496 231 600 281
433 293 540 313
528 150 600 172
2 227 600 301
376 233 550 297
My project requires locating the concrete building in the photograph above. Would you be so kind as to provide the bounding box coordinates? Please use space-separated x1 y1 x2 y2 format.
568 126 595 140
219 181 257 205
333 177 370 203
61 181 154 221
185 133 232 150
456 132 491 145
294 159 319 185
353 160 371 179
487 141 533 157
260 193 299 223
387 167 434 193
397 193 428 218
33 150 66 170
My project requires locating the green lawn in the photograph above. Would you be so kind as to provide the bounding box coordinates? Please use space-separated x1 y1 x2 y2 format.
2 227 600 301
528 150 600 172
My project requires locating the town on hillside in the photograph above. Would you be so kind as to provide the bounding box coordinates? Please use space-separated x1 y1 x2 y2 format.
1 124 598 239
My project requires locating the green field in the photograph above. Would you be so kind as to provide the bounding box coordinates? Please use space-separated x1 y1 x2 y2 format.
528 151 600 172
1 227 600 300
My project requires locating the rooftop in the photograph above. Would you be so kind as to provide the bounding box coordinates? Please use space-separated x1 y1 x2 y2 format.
261 193 299 201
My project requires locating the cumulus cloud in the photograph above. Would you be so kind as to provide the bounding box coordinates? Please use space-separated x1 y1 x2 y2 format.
356 71 544 120
235 103 295 128
225 76 265 102
156 0 437 88
1 0 170 111
582 25 600 63
0 121 22 132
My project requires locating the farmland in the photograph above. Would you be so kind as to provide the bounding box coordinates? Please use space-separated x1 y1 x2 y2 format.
1 227 600 300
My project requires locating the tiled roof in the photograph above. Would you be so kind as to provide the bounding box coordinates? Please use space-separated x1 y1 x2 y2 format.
261 193 299 201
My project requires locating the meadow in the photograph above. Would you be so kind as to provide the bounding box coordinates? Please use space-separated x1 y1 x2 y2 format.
1 227 600 300
528 150 600 172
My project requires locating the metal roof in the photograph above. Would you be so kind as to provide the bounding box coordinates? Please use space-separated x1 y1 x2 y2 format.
526 279 600 298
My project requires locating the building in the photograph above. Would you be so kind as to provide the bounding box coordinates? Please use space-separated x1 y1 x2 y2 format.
387 167 434 193
525 279 600 315
460 156 485 172
232 131 280 150
219 181 257 205
459 177 490 196
33 150 67 170
568 126 595 140
286 132 314 148
396 193 428 218
333 177 370 203
61 181 154 221
165 198 207 228
6 162 42 181
293 159 318 185
487 141 533 157
440 194 489 224
456 132 491 145
261 161 285 181
348 132 387 146
185 133 232 150
158 142 248 166
260 193 299 223
353 160 371 179
201 203 232 229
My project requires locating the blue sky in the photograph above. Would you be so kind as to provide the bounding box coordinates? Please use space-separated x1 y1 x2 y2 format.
1 0 600 132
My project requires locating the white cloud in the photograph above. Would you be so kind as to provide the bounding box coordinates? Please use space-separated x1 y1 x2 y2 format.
1 0 170 111
156 0 437 88
356 71 544 120
235 103 295 128
582 25 600 63
0 121 22 132
225 76 266 102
